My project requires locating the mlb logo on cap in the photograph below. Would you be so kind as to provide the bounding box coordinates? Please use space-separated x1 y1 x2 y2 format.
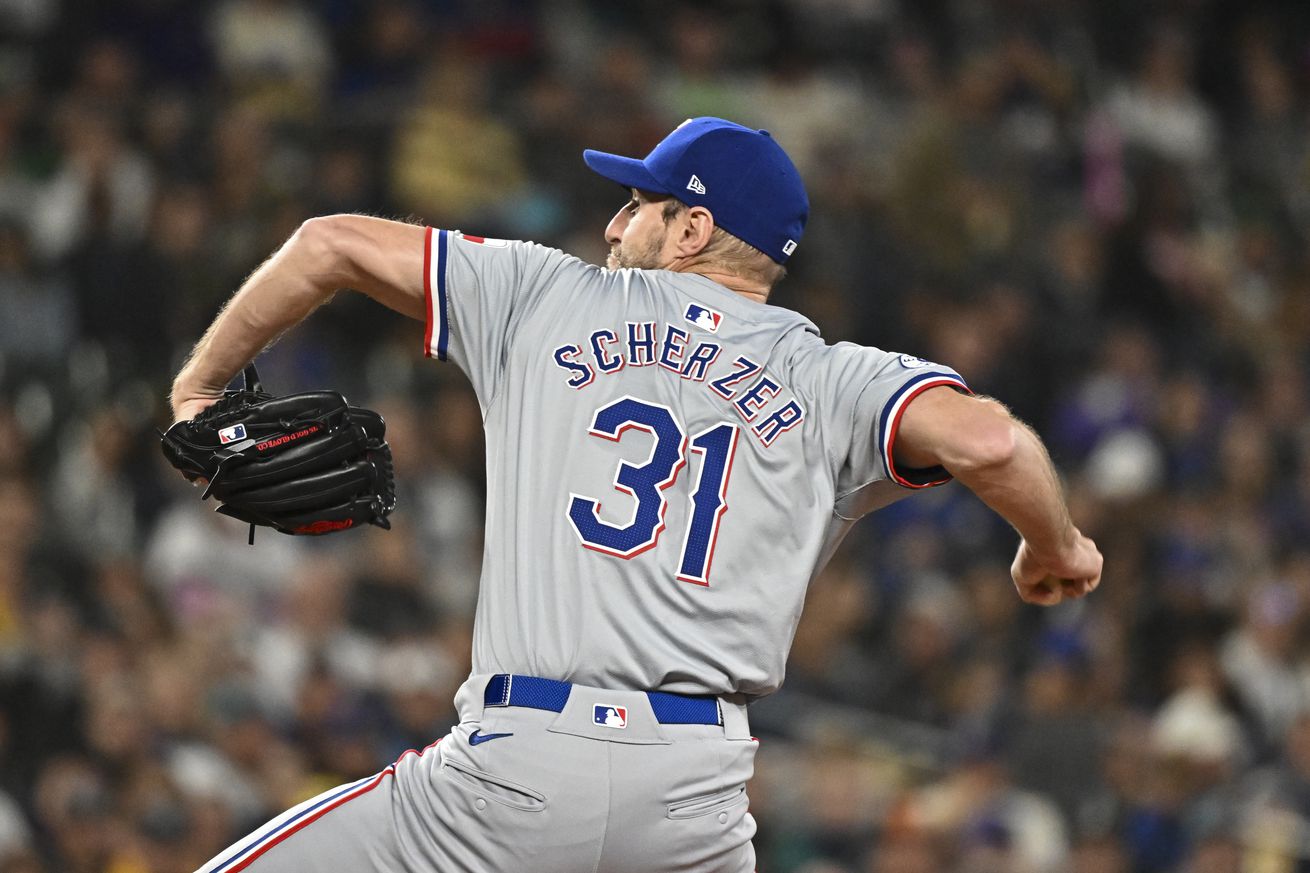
594 705 627 729
685 303 723 333
218 424 247 445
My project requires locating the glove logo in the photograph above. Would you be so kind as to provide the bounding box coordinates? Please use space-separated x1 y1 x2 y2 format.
593 705 628 729
218 424 247 444
256 425 321 452
293 519 355 534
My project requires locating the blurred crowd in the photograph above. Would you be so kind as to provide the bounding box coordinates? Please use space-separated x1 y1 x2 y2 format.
0 0 1308 871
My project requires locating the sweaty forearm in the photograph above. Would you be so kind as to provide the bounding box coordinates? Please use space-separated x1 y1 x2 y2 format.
950 420 1076 561
170 223 343 409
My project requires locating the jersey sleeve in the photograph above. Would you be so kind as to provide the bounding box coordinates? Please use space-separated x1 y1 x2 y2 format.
805 342 971 519
422 228 569 405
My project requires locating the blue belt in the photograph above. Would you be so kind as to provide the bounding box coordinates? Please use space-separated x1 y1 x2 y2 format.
483 674 721 726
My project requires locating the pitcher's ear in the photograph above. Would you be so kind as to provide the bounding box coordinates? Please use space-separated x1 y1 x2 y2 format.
675 206 716 257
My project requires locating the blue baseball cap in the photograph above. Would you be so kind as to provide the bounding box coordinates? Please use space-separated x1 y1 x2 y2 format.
583 117 809 264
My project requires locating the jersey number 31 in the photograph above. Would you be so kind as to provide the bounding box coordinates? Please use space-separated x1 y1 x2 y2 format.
567 396 737 586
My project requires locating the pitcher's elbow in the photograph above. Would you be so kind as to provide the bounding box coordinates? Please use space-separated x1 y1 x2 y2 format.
294 215 346 263
956 400 1018 472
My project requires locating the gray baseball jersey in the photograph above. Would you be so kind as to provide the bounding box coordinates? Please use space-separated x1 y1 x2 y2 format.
421 228 968 699
194 229 970 873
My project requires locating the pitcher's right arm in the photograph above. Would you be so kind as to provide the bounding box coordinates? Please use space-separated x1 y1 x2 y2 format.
893 386 1103 605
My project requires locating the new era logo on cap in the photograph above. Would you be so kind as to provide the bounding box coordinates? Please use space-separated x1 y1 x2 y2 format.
218 424 247 444
782 239 797 256
684 303 722 333
594 705 627 729
687 174 706 195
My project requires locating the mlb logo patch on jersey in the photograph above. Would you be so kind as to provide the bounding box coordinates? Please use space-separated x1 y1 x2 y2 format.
218 424 247 444
898 354 931 369
593 705 628 729
684 303 723 333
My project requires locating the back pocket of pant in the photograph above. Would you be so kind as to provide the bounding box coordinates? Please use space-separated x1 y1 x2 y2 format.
666 785 746 820
440 760 548 812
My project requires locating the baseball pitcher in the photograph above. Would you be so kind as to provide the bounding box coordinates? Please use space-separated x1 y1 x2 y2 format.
171 117 1102 873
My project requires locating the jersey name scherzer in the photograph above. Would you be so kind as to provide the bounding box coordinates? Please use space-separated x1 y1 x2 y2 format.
423 229 968 699
550 321 805 448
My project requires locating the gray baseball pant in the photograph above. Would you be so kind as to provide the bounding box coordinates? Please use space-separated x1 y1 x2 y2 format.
195 674 758 873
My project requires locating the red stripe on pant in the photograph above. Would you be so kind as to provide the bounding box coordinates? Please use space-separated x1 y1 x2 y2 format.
225 738 443 873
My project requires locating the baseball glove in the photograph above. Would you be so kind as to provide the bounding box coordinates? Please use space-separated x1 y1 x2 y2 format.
160 364 396 538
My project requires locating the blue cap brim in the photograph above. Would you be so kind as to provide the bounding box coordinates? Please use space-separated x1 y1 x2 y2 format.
583 150 668 195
